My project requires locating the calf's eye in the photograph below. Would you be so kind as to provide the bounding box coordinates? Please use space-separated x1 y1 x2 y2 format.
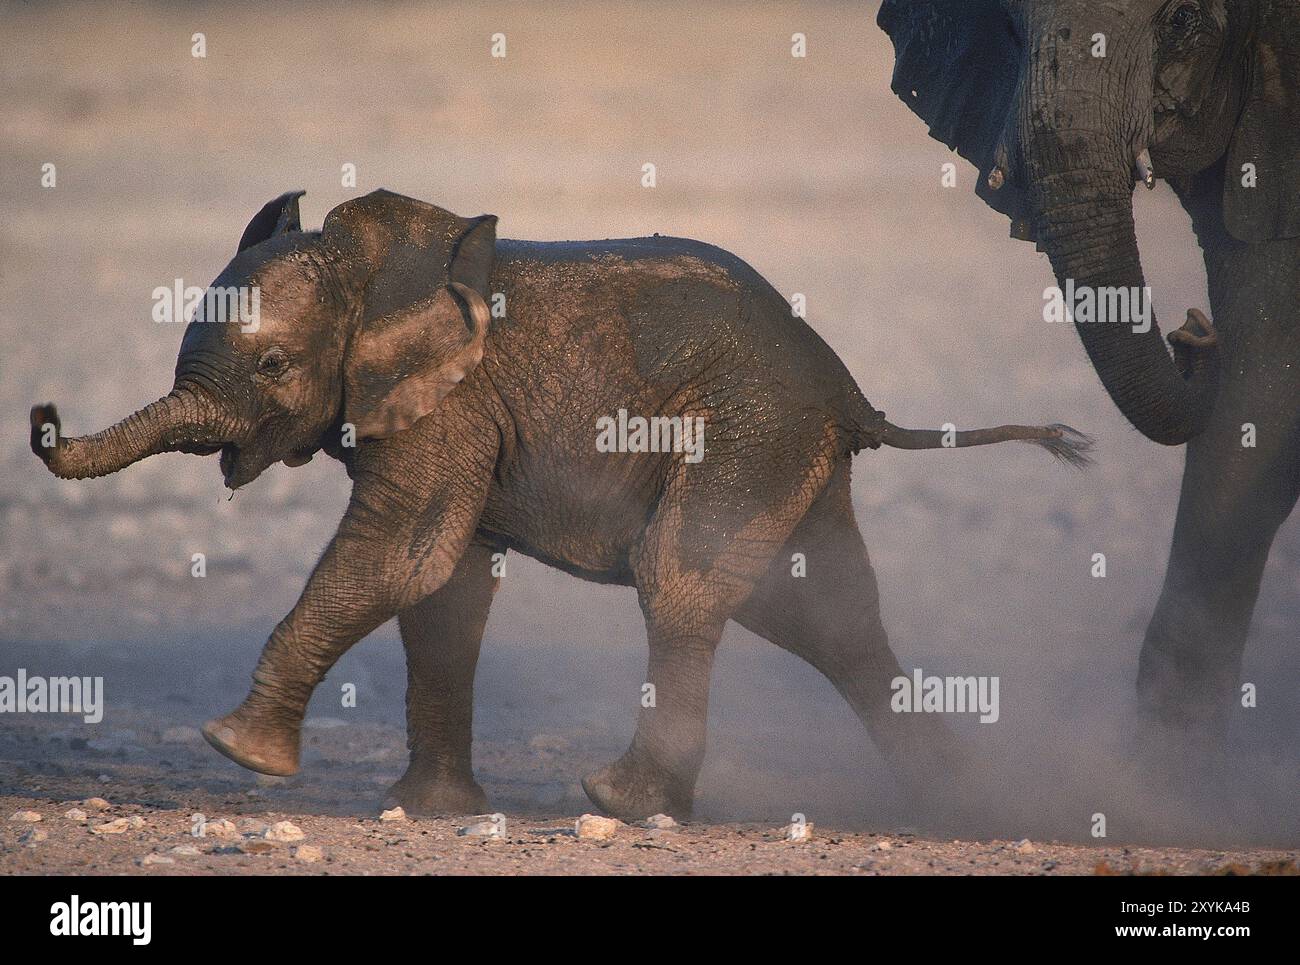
257 349 290 377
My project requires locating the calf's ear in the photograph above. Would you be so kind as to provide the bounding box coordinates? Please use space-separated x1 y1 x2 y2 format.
322 191 496 440
237 191 306 253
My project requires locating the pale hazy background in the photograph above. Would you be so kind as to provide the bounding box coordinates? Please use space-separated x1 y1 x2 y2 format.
1 1 1295 840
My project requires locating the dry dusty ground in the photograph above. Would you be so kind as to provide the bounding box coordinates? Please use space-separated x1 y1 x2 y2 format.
2 706 1296 876
2 1 1297 876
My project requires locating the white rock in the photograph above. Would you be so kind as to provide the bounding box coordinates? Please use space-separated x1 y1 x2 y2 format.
264 820 304 842
82 797 111 810
138 854 174 866
9 810 42 823
785 821 814 842
1015 838 1036 855
458 820 503 838
64 808 87 821
876 839 893 851
91 818 131 834
294 845 324 863
575 814 622 841
170 845 201 856
379 806 407 823
201 818 239 840
642 813 677 830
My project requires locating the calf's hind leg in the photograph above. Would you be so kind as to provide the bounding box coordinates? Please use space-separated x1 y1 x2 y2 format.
583 447 837 821
386 540 501 815
734 464 964 794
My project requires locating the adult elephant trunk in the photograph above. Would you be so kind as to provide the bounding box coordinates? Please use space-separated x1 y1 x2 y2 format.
30 385 229 480
1019 8 1219 446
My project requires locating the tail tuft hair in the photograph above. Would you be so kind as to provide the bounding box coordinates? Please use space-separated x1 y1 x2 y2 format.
1026 424 1094 469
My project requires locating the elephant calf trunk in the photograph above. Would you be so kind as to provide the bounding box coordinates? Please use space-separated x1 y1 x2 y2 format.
879 420 1094 469
29 390 225 480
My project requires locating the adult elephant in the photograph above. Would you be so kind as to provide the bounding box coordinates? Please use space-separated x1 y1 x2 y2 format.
878 0 1299 740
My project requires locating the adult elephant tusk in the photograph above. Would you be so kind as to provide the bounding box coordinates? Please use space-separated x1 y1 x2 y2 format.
987 138 1012 192
1136 149 1155 190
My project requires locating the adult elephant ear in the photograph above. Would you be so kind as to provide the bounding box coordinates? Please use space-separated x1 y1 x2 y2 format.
1224 0 1300 243
237 191 306 252
322 190 495 440
877 0 1036 241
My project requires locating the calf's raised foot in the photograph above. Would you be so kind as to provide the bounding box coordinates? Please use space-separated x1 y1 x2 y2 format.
201 706 301 777
384 767 488 816
581 750 694 822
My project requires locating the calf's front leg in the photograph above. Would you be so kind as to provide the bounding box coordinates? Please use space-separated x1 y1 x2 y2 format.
202 426 497 776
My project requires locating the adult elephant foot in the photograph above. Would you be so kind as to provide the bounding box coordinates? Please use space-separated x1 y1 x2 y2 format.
201 701 302 777
383 765 487 816
581 749 693 822
1132 639 1235 791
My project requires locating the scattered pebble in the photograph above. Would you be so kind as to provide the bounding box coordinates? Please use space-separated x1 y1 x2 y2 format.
642 813 677 830
63 808 87 821
91 818 131 835
9 810 42 823
264 820 304 842
576 814 622 841
294 845 324 863
379 806 406 823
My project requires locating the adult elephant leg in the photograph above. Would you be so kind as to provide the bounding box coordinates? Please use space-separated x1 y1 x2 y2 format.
734 463 963 795
385 539 501 816
1138 380 1300 742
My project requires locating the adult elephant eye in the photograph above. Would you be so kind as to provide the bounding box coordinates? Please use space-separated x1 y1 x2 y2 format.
1168 3 1201 32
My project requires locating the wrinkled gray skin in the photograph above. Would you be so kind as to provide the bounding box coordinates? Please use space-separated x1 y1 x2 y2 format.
880 0 1300 742
30 190 1089 819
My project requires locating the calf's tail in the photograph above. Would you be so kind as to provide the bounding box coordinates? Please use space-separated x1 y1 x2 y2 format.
878 420 1094 469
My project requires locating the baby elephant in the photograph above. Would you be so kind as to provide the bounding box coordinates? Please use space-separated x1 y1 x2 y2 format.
31 190 1089 820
